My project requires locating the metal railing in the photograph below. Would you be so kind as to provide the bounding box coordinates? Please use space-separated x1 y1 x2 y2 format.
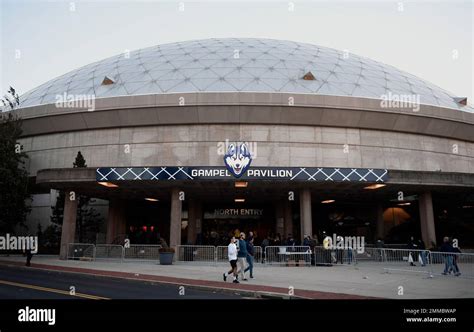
253 246 263 263
265 246 312 266
66 243 95 261
176 245 216 263
124 244 162 261
95 244 124 261
63 243 474 278
216 246 228 262
313 246 356 266
380 248 432 276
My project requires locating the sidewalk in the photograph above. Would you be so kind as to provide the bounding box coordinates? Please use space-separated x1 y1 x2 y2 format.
1 255 472 299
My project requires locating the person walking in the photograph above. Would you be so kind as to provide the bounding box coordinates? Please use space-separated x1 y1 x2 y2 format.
237 232 248 281
244 238 255 279
416 238 428 267
223 236 239 283
440 236 455 275
24 249 33 267
451 240 461 277
407 236 418 266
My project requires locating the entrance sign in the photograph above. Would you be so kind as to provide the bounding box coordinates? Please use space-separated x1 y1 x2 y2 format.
223 143 252 178
96 166 388 182
204 208 264 219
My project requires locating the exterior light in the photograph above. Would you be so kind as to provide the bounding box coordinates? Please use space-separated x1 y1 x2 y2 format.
398 202 411 206
321 200 335 204
145 198 159 202
235 198 245 203
364 184 386 190
98 182 118 188
235 181 248 188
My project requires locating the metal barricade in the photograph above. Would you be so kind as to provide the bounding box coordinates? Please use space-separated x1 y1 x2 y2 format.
95 244 124 261
429 251 474 278
253 246 263 264
67 243 95 261
381 248 432 276
216 246 228 262
123 244 162 261
313 246 356 266
177 245 216 263
354 247 385 263
265 246 312 266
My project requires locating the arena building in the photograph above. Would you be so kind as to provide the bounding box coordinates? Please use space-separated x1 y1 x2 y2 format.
9 38 474 258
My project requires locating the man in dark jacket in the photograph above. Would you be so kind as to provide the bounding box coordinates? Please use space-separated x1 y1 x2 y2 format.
440 236 455 275
237 232 248 281
244 238 255 278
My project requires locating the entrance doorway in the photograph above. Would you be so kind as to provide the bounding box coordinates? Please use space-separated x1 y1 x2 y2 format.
201 205 274 246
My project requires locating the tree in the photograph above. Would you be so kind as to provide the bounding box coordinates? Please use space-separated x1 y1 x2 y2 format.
73 151 86 168
48 190 65 251
73 151 101 242
1 86 20 112
0 112 31 233
51 151 102 243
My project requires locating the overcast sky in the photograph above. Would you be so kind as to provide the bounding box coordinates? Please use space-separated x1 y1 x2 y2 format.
1 0 472 102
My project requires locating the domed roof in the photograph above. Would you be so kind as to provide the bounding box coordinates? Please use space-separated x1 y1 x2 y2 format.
19 38 472 111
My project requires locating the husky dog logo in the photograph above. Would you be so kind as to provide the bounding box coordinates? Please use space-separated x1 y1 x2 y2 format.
224 143 252 178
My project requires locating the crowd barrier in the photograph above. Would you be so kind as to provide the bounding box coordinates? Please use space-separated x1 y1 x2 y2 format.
64 243 474 278
95 244 124 261
66 243 95 261
177 245 215 263
313 246 356 265
124 244 162 261
264 246 312 266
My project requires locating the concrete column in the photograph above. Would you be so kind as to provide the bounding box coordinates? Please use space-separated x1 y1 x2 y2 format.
169 188 183 249
299 189 312 243
283 200 293 238
195 202 202 244
419 191 436 248
106 199 127 244
187 199 197 245
375 204 385 240
275 203 284 236
59 191 78 260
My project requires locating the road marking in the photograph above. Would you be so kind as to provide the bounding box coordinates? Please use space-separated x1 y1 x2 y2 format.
0 279 109 300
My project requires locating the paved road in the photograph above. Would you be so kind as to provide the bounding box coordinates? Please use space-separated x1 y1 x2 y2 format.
0 265 244 299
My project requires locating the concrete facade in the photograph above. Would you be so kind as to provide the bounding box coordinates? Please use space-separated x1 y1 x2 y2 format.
59 191 77 259
299 189 313 243
169 188 182 250
419 192 437 247
18 124 474 176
